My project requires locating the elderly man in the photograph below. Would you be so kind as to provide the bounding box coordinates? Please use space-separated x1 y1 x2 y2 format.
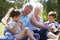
1 3 33 40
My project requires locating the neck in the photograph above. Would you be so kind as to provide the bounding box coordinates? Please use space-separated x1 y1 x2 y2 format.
35 15 39 21
22 11 26 17
49 21 55 23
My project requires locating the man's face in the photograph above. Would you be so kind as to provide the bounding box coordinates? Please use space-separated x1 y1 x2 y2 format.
24 6 32 15
48 16 55 22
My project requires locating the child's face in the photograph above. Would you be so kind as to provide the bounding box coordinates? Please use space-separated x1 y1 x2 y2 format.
13 16 20 22
48 16 55 23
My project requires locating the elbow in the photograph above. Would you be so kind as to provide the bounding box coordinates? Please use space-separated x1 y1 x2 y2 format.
1 18 5 23
1 18 5 25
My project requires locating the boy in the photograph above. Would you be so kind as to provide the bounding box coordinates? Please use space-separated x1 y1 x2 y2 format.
44 11 60 40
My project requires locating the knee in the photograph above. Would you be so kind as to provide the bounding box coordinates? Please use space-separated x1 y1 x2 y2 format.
24 27 29 30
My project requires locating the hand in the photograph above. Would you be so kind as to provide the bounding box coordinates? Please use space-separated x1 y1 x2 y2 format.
48 23 53 27
48 27 54 32
16 21 20 27
18 21 23 27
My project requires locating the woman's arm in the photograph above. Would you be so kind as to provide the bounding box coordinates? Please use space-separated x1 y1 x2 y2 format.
30 15 45 28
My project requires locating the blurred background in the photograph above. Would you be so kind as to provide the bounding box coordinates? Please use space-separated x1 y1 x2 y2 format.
0 0 60 23
0 0 60 40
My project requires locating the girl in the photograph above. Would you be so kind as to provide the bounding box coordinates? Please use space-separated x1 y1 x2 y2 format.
2 8 35 40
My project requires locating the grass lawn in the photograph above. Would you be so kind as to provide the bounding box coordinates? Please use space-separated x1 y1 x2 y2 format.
0 23 4 36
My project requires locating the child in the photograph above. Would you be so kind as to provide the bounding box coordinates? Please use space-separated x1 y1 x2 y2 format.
44 11 59 35
4 8 35 40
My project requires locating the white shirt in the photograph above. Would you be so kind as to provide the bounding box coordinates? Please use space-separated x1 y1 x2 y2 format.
8 18 21 33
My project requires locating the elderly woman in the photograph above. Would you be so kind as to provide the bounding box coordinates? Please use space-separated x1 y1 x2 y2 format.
26 2 58 40
26 2 43 35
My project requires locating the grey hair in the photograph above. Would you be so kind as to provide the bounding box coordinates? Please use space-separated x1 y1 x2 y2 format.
22 2 33 11
33 2 43 13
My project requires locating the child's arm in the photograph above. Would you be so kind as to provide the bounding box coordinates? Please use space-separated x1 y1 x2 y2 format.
19 22 24 30
8 22 19 34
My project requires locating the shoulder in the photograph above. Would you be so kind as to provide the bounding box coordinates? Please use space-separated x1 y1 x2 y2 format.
44 21 49 24
55 22 59 23
39 16 43 20
8 19 16 25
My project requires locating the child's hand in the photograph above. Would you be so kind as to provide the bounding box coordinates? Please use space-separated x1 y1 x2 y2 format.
16 21 20 27
48 26 54 32
48 23 58 32
18 21 24 30
18 21 22 27
48 23 53 27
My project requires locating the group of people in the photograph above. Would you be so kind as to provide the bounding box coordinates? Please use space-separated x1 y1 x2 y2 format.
1 2 60 40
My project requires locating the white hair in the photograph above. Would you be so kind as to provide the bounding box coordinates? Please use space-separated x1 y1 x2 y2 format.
22 2 43 14
33 2 43 13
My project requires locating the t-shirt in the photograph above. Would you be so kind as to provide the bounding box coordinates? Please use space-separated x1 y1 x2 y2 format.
19 9 32 27
8 18 21 34
26 13 43 30
44 21 59 32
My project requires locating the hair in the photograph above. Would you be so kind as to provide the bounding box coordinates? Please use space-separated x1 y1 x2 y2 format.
10 10 20 18
4 8 20 23
33 2 43 13
22 3 33 11
48 11 57 18
26 4 33 10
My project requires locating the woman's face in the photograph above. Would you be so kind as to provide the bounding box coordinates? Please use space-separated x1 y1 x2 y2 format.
34 8 40 16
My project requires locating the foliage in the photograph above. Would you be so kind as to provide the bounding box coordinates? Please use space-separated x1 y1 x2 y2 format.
40 0 60 23
0 0 22 22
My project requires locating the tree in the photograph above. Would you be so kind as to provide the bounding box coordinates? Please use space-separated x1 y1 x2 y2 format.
57 0 60 23
0 0 23 22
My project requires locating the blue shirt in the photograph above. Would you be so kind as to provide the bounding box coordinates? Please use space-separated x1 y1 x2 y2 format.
26 15 43 30
19 9 32 27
